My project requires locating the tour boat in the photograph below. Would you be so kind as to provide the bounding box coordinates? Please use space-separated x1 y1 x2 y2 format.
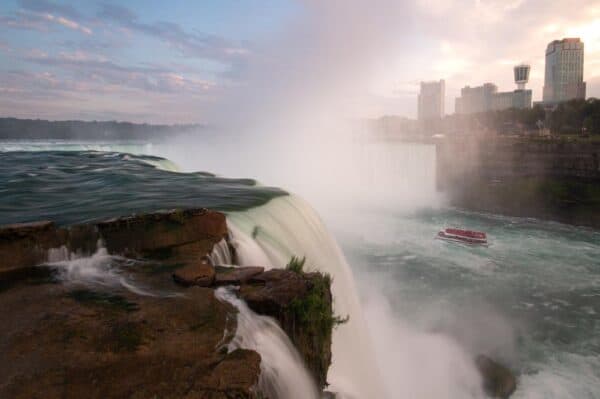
436 228 488 246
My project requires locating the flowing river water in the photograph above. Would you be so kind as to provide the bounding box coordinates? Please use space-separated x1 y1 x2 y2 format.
1 139 599 398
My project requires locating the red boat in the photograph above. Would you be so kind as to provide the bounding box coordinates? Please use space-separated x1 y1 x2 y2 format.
436 228 488 246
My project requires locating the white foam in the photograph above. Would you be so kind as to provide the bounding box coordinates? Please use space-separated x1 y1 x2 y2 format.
215 287 319 399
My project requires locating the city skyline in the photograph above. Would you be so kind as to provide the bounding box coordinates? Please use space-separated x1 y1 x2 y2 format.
1 1 600 123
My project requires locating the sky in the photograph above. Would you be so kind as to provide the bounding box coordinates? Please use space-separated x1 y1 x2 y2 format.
0 0 599 124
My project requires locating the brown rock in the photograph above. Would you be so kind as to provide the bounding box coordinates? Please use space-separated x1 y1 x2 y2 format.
214 266 264 286
172 261 216 287
0 277 261 399
240 270 309 315
475 354 517 398
200 349 261 395
239 270 333 390
0 208 227 275
0 221 67 273
97 208 227 259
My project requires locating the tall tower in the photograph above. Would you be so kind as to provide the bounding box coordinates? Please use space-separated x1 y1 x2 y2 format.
543 38 586 103
514 64 530 90
417 80 445 120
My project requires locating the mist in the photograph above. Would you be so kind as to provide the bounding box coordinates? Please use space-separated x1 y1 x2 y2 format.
148 3 497 398
158 1 439 213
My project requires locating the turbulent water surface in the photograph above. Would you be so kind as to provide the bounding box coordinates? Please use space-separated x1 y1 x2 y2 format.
340 208 600 398
1 141 599 398
0 151 285 225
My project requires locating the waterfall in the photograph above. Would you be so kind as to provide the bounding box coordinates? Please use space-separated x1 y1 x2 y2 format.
226 194 385 398
215 287 320 399
210 238 234 265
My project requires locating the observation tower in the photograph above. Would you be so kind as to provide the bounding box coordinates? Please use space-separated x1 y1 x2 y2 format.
514 64 530 90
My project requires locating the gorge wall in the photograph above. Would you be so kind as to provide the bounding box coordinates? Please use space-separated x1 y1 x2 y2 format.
436 137 600 228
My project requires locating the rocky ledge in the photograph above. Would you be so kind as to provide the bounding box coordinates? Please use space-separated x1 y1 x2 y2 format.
0 208 334 398
0 208 516 398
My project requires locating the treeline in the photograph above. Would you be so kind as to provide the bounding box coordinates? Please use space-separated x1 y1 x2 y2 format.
0 118 203 140
547 98 600 135
444 98 600 136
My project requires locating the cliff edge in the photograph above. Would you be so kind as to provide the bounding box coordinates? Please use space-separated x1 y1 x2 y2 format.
0 209 334 398
437 137 600 228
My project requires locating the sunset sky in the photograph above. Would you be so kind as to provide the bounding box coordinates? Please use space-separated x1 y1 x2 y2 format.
1 0 599 123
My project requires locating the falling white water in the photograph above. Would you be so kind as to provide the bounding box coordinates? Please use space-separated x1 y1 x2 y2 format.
227 194 385 398
215 287 319 399
210 238 234 265
45 244 166 297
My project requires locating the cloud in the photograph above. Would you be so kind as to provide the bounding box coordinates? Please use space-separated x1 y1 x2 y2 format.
97 4 249 65
404 0 600 112
46 13 92 34
0 9 93 35
0 12 48 31
18 0 82 20
0 65 217 123
1 0 599 122
20 49 215 95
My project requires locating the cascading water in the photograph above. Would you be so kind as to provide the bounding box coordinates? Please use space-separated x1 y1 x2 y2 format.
5 141 598 398
45 244 172 298
225 194 386 398
215 287 319 399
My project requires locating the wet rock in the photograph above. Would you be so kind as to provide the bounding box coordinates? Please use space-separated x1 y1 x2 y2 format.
239 269 333 390
0 280 261 399
172 260 215 287
1 208 334 398
0 208 227 274
0 221 66 273
200 349 261 397
97 208 227 259
214 266 265 286
475 355 517 398
240 269 309 315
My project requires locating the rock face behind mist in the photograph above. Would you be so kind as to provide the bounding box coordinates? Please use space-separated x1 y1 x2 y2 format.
436 138 600 228
239 269 334 390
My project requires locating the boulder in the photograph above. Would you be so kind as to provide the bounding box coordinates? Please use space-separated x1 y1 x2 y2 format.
172 260 215 287
240 269 309 315
97 208 227 259
214 266 265 286
475 355 517 398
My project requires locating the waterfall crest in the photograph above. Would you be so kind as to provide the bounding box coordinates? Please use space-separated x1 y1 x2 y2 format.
226 194 385 398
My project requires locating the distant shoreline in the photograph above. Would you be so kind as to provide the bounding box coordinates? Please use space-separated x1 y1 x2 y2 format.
0 117 204 141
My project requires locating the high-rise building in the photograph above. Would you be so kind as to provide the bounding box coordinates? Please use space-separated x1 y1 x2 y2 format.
455 83 497 114
418 80 445 120
542 38 586 103
455 64 532 114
